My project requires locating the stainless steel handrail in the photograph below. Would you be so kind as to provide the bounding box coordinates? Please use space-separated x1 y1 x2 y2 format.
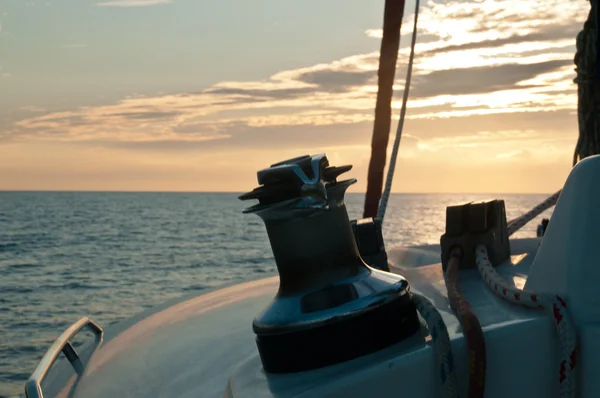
24 317 103 398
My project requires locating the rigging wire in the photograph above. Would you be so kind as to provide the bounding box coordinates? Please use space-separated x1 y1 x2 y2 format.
378 0 420 222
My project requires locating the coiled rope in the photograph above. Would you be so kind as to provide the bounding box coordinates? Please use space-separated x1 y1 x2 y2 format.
475 245 578 398
411 292 460 398
444 248 486 398
378 0 420 222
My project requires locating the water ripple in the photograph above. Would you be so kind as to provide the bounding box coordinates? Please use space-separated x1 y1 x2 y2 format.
0 191 552 396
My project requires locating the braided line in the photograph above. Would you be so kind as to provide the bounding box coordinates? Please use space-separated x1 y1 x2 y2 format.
506 190 561 236
411 293 459 398
445 252 486 398
475 245 578 398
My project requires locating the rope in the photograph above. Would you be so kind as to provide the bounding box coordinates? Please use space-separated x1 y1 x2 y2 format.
444 248 486 398
475 245 578 398
386 5 461 379
411 292 460 398
378 0 420 222
573 0 600 165
506 190 561 236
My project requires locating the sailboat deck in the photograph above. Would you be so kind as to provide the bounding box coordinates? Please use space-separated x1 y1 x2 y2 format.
42 238 557 398
388 237 544 338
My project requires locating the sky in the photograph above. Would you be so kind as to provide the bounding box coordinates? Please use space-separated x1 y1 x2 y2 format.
0 0 591 193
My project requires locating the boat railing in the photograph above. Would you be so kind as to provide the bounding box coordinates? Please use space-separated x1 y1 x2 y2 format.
24 317 103 398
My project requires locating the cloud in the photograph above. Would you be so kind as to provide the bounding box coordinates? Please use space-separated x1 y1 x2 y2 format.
204 87 315 101
496 149 533 160
5 0 588 162
421 24 580 55
96 0 172 7
296 69 375 92
411 59 572 98
107 111 182 120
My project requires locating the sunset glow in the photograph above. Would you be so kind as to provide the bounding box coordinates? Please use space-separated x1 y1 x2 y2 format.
0 0 590 193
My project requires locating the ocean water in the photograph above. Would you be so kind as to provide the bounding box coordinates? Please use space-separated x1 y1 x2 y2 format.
0 191 554 397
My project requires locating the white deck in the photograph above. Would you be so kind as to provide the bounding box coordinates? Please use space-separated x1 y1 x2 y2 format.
226 238 559 398
40 238 558 398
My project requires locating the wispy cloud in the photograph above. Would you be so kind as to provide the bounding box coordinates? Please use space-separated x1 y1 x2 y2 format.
96 0 172 7
496 149 533 160
7 0 588 164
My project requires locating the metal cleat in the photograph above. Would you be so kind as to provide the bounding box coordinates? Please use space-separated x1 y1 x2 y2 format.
440 199 510 271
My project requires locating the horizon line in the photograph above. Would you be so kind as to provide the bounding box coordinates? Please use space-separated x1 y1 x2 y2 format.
0 189 557 195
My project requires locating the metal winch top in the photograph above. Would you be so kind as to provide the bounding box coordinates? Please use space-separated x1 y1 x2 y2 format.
239 153 353 215
240 154 420 374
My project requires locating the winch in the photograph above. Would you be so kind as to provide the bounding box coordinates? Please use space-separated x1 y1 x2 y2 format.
239 153 420 373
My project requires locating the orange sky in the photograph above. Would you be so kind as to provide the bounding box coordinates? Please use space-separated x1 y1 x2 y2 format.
0 0 589 193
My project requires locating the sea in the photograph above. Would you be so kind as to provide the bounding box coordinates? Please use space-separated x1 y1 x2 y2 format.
0 191 555 397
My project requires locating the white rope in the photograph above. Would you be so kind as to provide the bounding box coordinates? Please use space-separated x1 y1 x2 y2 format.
475 245 578 398
506 190 561 236
378 0 420 222
411 292 460 398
